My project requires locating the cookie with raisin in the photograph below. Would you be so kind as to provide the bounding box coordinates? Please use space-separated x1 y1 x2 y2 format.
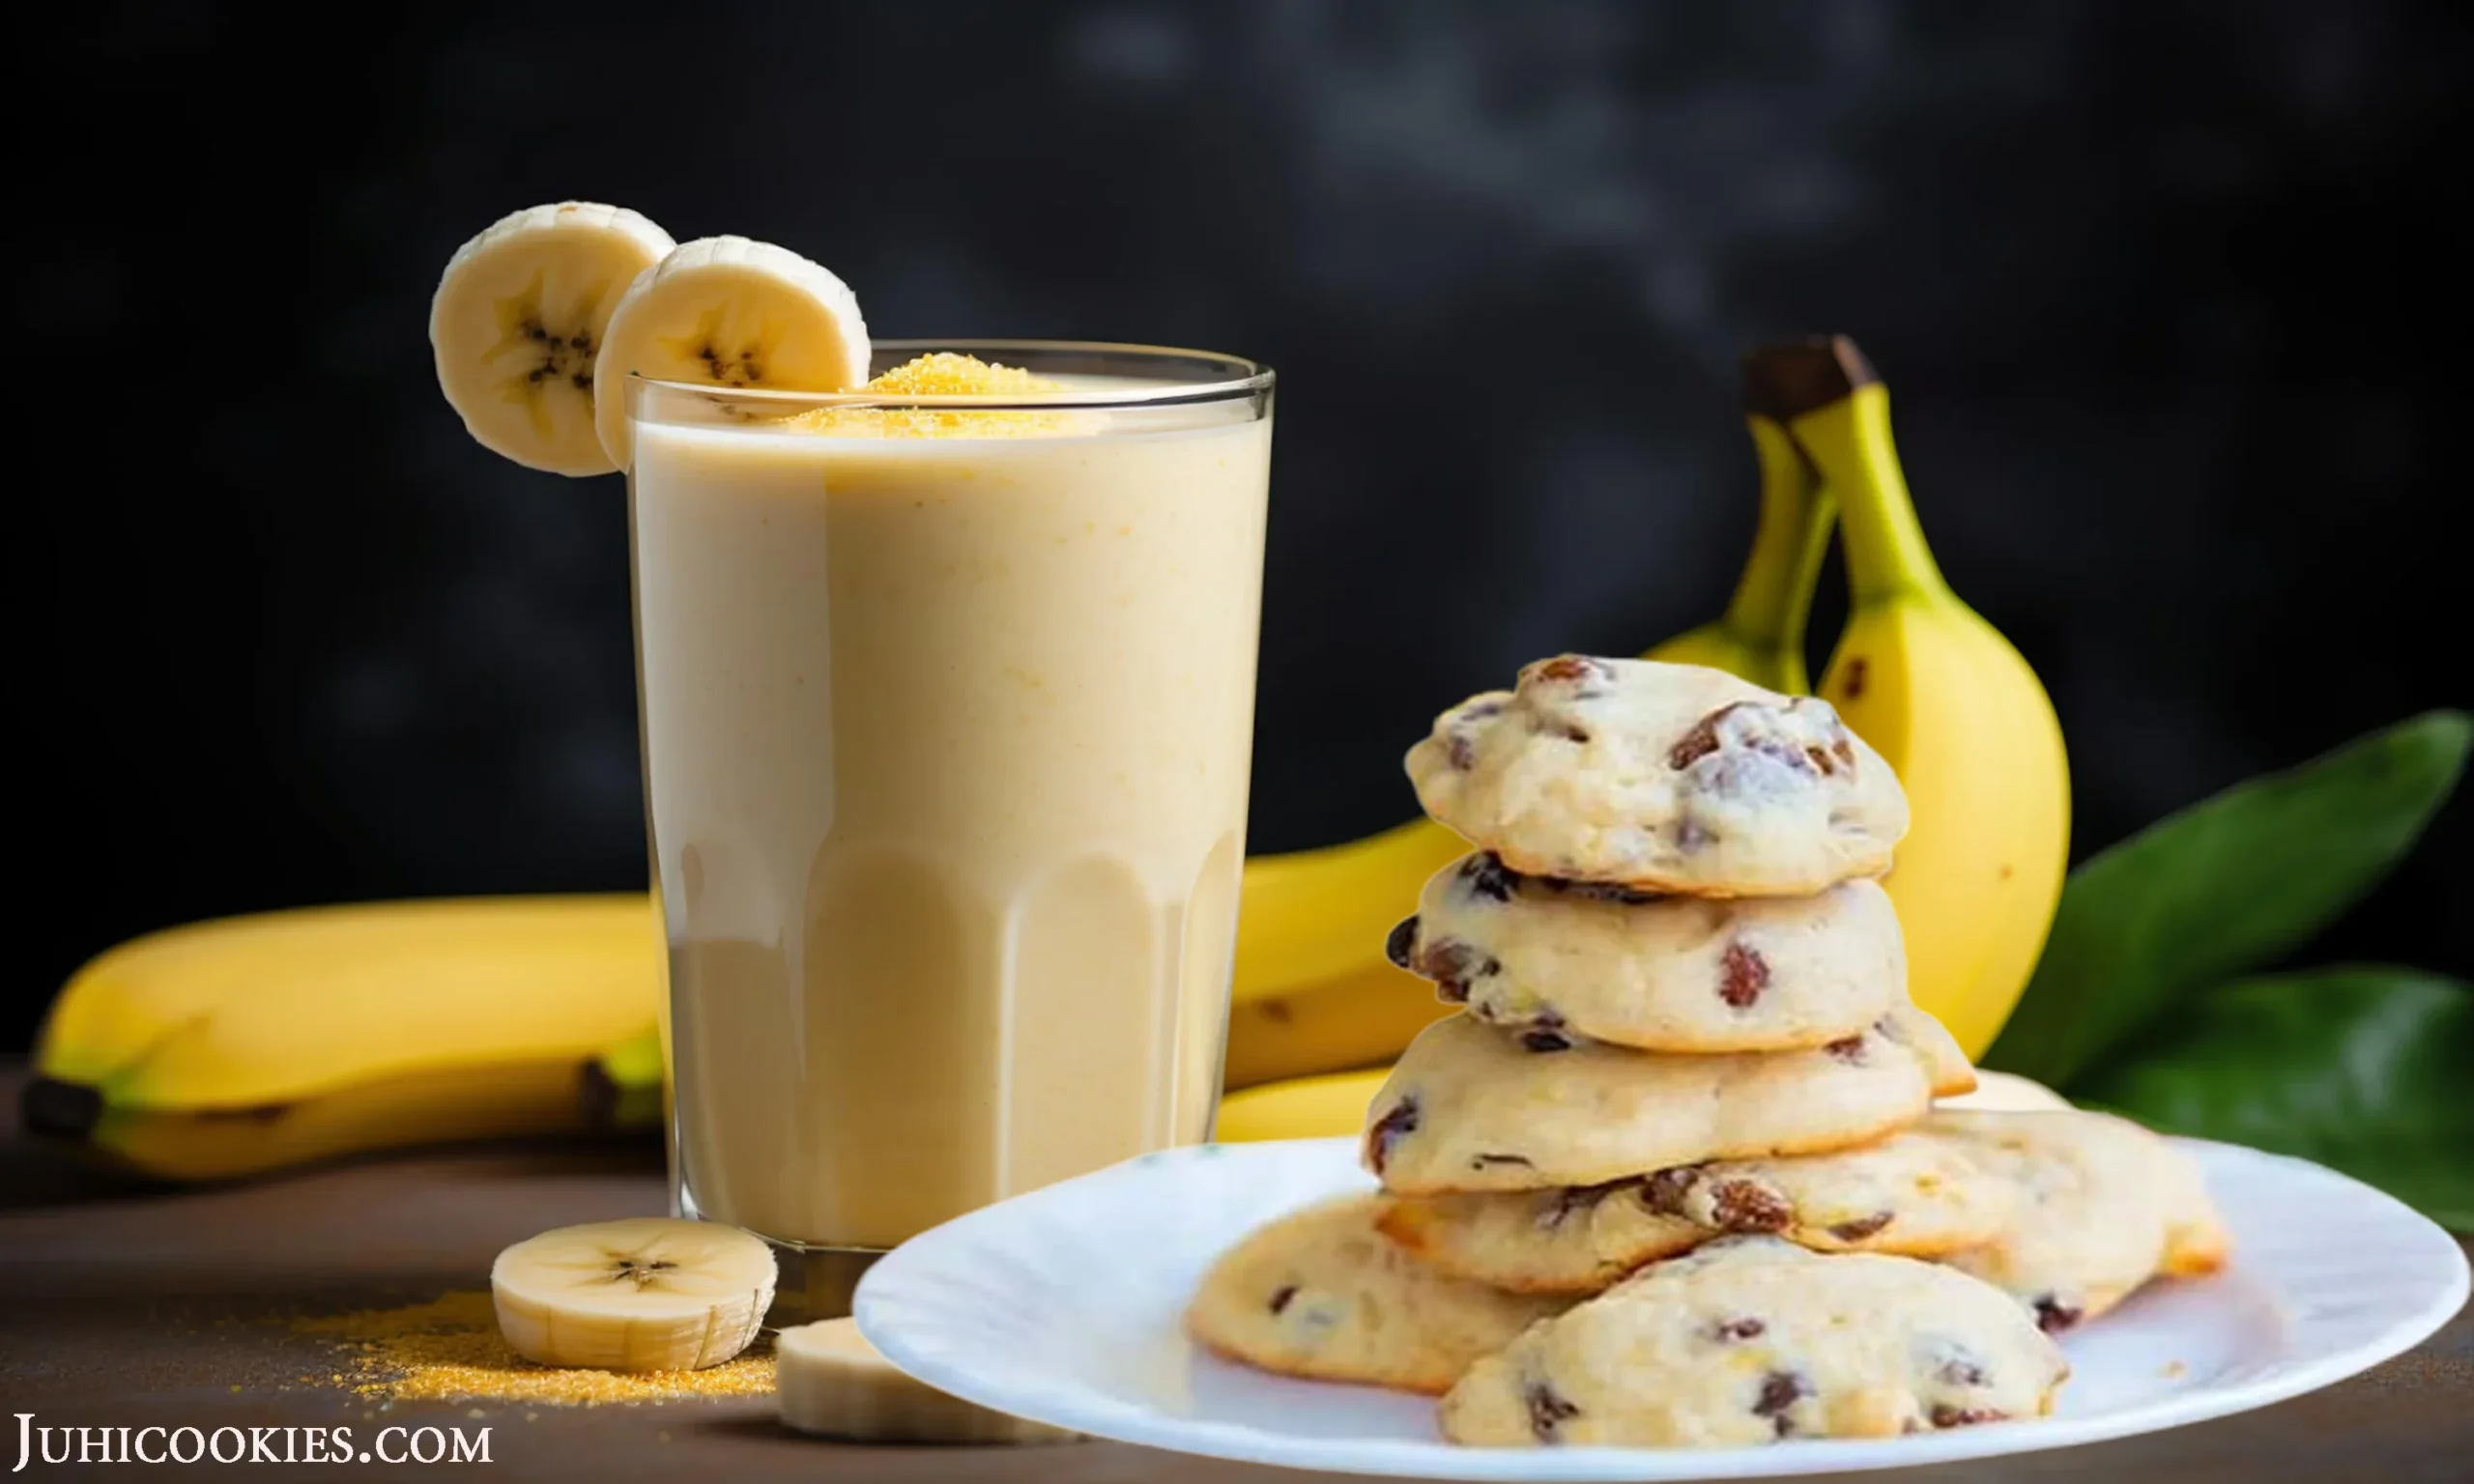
1362 1002 1975 1195
1439 1236 2067 1447
1407 656 1906 896
1392 855 1902 1052
1931 1109 2231 1334
1184 1194 1569 1394
1380 1123 2011 1294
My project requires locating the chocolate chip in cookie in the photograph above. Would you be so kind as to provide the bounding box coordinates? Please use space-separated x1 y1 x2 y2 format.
1414 937 1501 1001
1366 1097 1420 1176
1828 1211 1896 1241
1518 1010 1576 1053
1933 1348 1990 1387
1384 915 1419 971
2031 1296 2084 1334
1525 1379 1581 1441
1530 655 1613 691
1666 704 1742 770
1537 876 1661 905
1641 1167 1792 1233
1753 1370 1810 1437
1641 1166 1699 1215
1538 1180 1627 1231
1458 852 1519 903
1929 1405 2009 1428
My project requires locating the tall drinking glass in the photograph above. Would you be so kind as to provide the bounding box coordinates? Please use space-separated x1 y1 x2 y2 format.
626 342 1274 1322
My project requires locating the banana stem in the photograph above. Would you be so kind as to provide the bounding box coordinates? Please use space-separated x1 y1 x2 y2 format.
1720 416 1837 667
1799 386 1949 605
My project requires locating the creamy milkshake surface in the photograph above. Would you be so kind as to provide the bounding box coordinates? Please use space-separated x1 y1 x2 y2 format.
629 350 1273 1291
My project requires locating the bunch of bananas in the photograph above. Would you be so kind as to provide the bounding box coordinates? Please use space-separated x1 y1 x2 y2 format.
23 337 2068 1178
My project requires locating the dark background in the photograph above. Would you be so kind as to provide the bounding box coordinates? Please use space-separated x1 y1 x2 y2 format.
15 0 2469 1050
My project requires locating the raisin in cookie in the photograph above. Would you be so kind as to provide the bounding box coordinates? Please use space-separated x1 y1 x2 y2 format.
1932 1109 2231 1333
1380 1125 2012 1294
1439 1236 2068 1447
1363 1002 1974 1195
1405 657 1907 896
1391 854 1902 1052
1184 1194 1571 1394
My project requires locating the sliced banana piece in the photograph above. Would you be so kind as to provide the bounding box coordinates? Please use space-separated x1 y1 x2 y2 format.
430 202 676 476
491 1216 775 1371
777 1319 1080 1444
591 235 871 470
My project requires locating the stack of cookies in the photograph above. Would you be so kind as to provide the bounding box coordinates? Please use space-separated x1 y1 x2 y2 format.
1187 656 2229 1449
1370 653 1968 1248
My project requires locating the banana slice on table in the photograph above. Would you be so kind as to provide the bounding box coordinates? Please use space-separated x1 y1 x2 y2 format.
491 1216 775 1371
429 202 676 476
591 235 871 470
777 1319 1080 1444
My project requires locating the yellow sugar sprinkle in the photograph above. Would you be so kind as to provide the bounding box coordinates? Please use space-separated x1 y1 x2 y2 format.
290 1292 775 1407
862 352 1060 396
788 353 1092 440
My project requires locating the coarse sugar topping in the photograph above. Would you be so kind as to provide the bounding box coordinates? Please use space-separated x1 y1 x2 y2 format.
789 353 1092 439
861 352 1060 396
290 1291 774 1406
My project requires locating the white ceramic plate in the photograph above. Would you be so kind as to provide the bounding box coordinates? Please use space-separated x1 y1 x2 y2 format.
856 1136 2468 1479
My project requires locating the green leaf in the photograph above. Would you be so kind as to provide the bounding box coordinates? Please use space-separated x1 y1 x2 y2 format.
1985 710 2469 1086
2074 967 2474 1229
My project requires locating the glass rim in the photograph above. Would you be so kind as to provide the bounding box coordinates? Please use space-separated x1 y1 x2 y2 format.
630 338 1273 412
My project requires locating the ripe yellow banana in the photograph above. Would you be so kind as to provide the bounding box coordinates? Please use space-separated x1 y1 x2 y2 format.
1642 410 1834 698
1780 338 2070 1058
1216 1066 1392 1143
25 896 659 1180
1223 959 1448 1091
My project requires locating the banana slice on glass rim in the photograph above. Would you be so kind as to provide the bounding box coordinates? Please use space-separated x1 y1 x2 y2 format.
490 1216 776 1371
429 202 676 476
590 235 872 470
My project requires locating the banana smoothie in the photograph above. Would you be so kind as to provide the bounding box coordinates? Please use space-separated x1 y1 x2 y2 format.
630 348 1273 1305
425 206 1274 1319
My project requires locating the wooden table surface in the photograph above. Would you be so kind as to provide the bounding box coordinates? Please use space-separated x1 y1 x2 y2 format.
3 1066 2467 1482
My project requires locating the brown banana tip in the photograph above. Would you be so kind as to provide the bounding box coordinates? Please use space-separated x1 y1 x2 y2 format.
1740 335 1880 420
576 1059 620 1127
21 1077 104 1141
